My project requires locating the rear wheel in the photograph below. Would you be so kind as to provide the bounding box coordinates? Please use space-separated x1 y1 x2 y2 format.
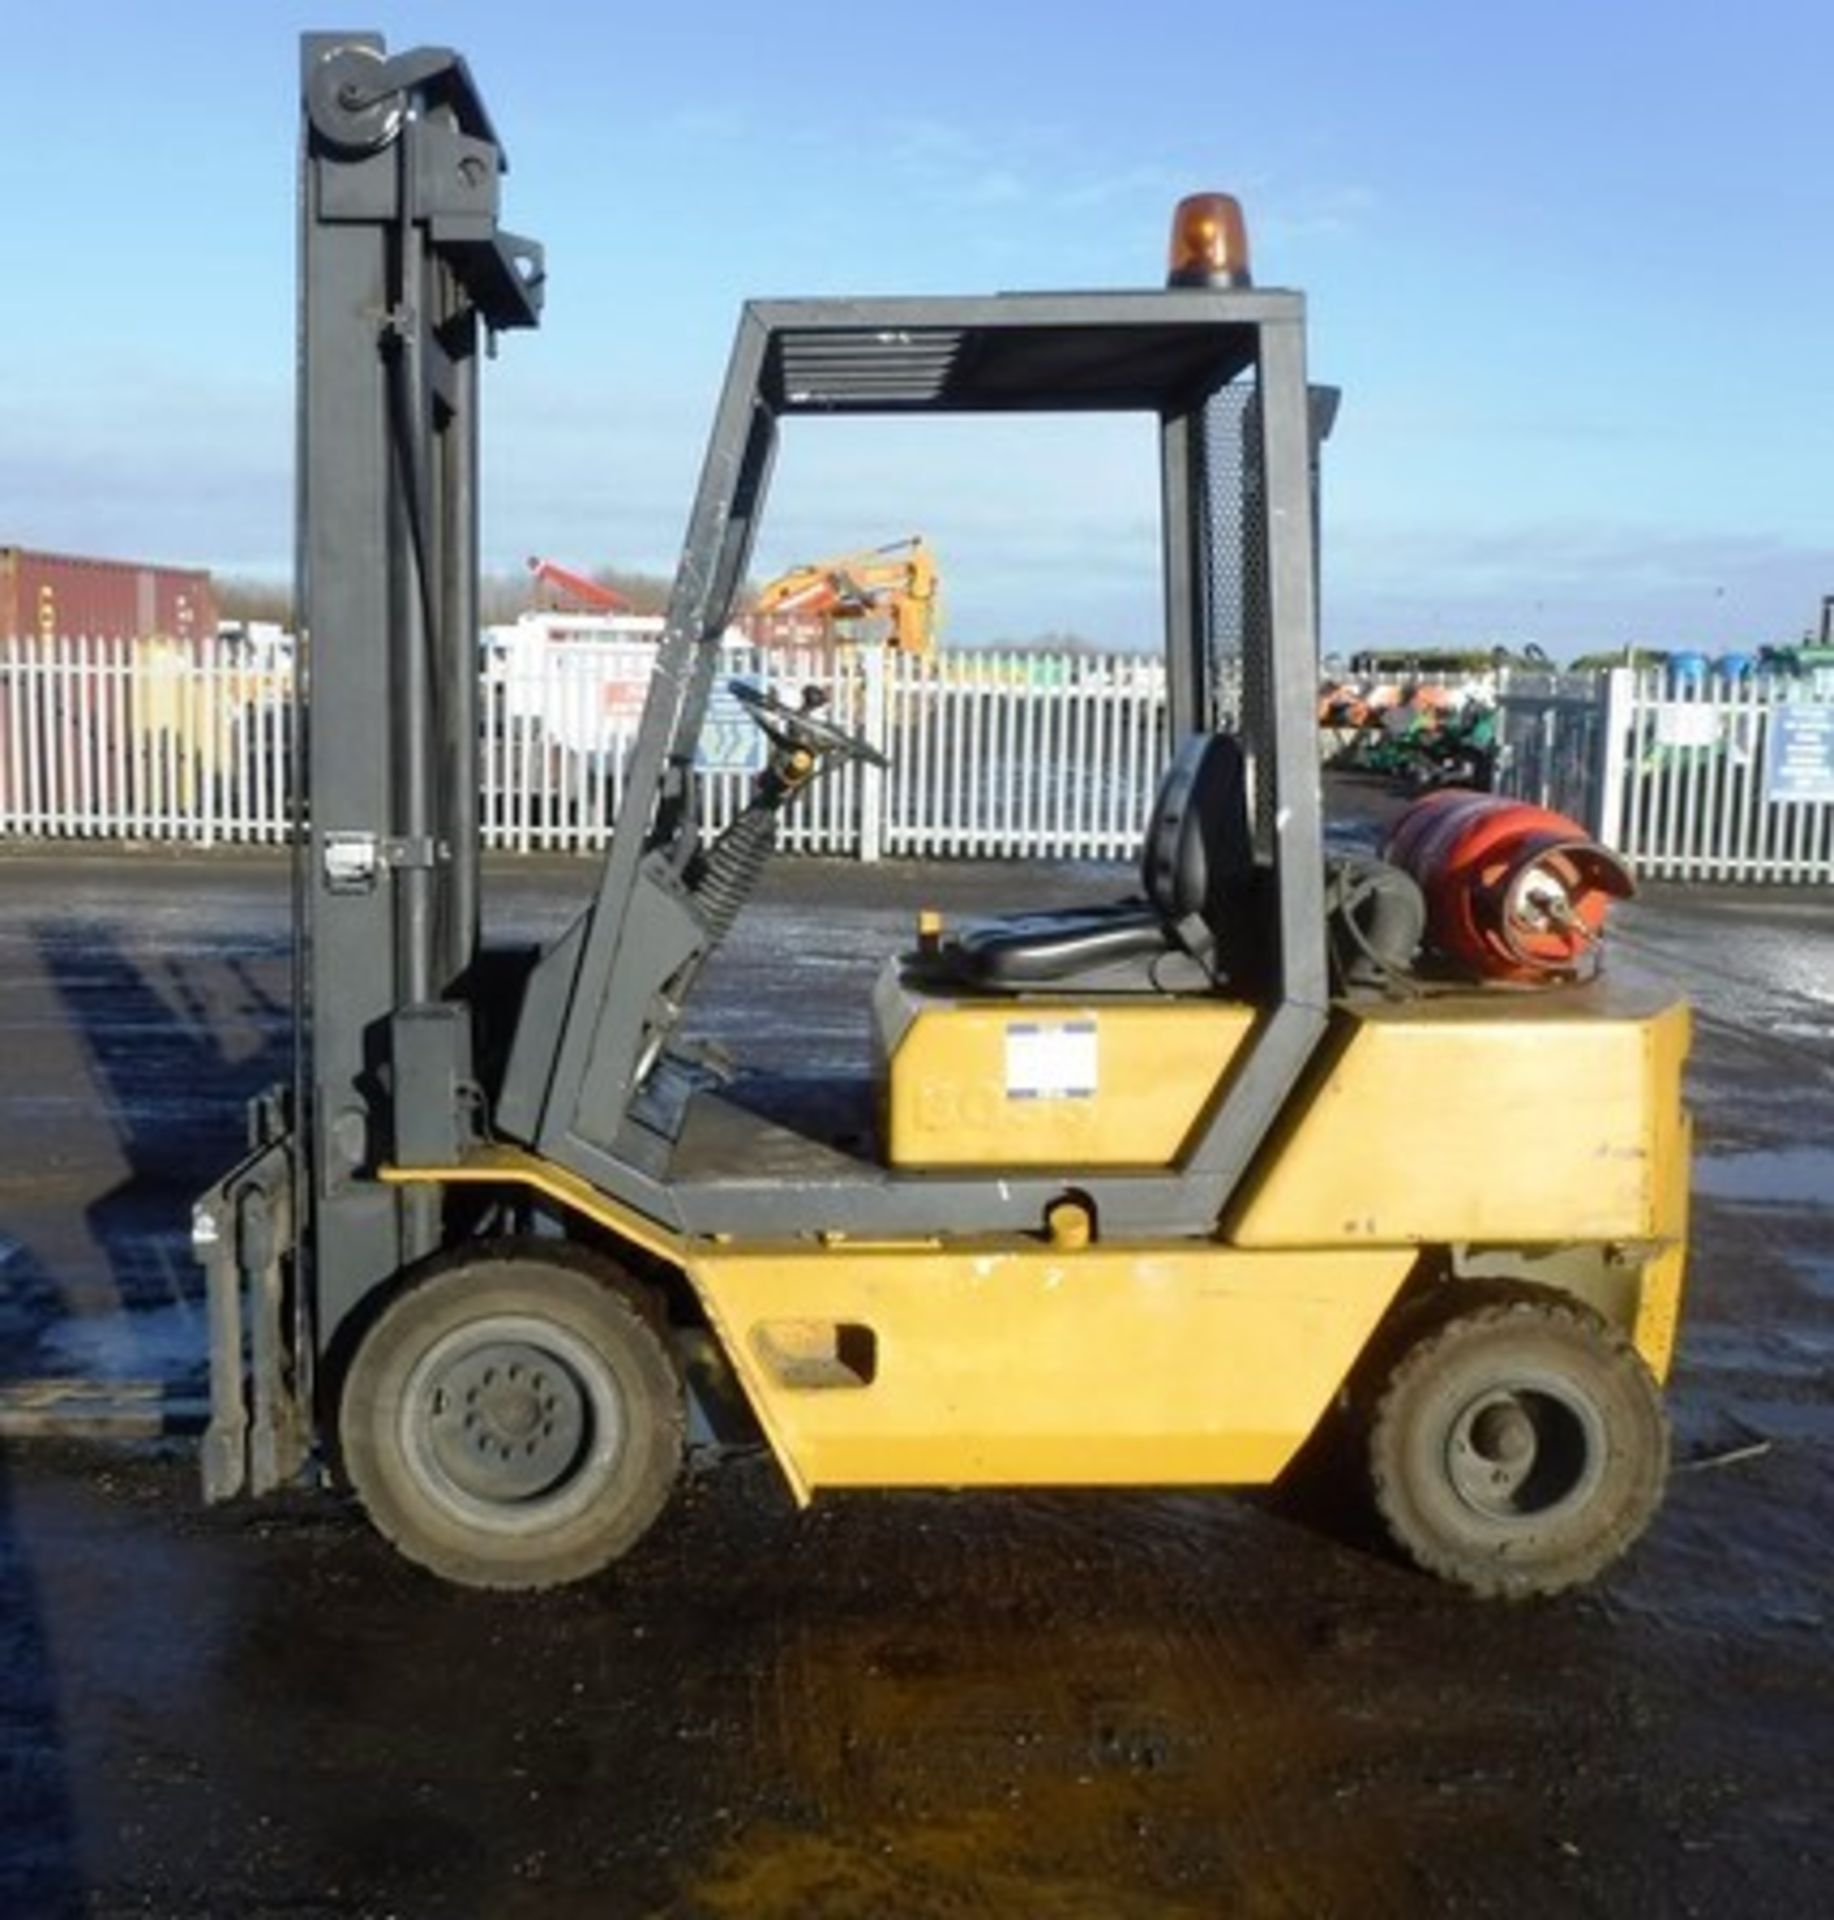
339 1242 683 1590
1367 1290 1667 1598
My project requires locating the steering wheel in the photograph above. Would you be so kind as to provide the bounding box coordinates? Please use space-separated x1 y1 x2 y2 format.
728 678 889 769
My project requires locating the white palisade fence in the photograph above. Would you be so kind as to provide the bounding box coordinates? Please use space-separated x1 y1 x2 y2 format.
2 632 1169 863
1599 668 1834 883
0 633 296 844
8 636 1829 883
1496 665 1834 884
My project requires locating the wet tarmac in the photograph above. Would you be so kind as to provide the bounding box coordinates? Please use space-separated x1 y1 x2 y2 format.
1 814 1831 1916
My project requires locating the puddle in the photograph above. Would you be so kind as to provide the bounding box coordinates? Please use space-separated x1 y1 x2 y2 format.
1713 1396 1834 1445
36 1301 206 1383
1680 1322 1834 1383
1694 1146 1833 1207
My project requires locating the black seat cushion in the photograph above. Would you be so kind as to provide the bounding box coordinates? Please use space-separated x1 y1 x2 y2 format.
943 902 1165 986
918 735 1254 991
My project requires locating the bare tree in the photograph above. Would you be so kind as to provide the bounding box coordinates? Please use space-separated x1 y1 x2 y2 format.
592 566 673 615
983 629 1106 656
217 564 679 633
216 575 295 626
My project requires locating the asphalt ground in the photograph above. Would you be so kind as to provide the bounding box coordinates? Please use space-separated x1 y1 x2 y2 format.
0 811 1831 1917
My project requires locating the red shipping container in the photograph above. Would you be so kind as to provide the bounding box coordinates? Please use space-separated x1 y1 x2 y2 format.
0 547 217 643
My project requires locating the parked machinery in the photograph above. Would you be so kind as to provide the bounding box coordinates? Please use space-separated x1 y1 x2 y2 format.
526 557 634 615
750 536 940 653
1319 679 1498 790
1757 596 1834 679
197 37 1690 1602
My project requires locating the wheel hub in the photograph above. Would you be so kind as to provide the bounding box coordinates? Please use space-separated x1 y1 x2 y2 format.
420 1336 597 1507
1470 1401 1535 1467
1445 1383 1603 1523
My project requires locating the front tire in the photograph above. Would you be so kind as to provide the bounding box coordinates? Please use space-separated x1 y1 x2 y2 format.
339 1242 684 1590
1367 1290 1667 1598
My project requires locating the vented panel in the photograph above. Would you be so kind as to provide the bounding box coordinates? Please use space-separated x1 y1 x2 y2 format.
774 330 966 407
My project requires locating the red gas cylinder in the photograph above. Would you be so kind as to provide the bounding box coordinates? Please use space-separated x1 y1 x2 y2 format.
1383 791 1634 982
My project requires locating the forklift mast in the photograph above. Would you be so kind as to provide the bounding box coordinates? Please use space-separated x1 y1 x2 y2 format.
294 35 542 1339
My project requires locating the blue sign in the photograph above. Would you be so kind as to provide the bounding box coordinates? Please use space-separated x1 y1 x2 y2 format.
697 678 767 775
1766 702 1834 804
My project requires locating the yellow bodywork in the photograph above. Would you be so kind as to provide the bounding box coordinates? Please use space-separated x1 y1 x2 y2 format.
384 1147 1411 1505
1234 997 1692 1248
1631 1106 1692 1380
688 1242 1412 1502
383 988 1689 1506
882 994 1255 1167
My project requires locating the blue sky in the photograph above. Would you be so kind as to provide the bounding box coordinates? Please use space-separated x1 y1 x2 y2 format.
1 1 1827 656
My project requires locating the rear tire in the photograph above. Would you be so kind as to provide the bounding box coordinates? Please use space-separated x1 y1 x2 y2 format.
1367 1290 1667 1598
339 1241 684 1590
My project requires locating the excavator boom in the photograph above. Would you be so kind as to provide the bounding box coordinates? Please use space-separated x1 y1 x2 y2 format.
528 555 633 614
752 535 938 652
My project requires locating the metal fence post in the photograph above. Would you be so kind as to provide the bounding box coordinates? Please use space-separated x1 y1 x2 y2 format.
197 633 217 850
1595 667 1631 851
857 644 888 863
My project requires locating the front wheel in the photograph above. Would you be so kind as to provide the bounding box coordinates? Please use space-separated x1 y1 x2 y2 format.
338 1242 684 1590
1367 1290 1668 1598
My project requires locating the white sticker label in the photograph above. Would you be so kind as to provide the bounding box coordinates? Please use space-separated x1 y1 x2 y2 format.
1005 1020 1097 1101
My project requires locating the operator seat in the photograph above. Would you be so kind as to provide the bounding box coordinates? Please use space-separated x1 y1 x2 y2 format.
922 732 1256 994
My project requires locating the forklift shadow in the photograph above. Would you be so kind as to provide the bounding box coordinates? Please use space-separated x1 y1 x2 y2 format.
19 915 289 1385
0 916 283 1913
0 1441 80 1911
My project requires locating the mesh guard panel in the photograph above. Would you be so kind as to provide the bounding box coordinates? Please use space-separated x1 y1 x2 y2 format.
1200 378 1274 859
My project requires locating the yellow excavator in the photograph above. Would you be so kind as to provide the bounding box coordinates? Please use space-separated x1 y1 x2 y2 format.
749 536 940 654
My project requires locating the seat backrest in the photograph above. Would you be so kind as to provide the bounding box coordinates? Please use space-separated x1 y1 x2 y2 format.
1139 733 1254 931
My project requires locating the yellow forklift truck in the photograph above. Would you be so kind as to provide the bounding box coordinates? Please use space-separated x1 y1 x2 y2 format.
197 32 1689 1599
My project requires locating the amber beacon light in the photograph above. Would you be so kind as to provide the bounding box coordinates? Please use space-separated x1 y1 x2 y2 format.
1167 192 1252 288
